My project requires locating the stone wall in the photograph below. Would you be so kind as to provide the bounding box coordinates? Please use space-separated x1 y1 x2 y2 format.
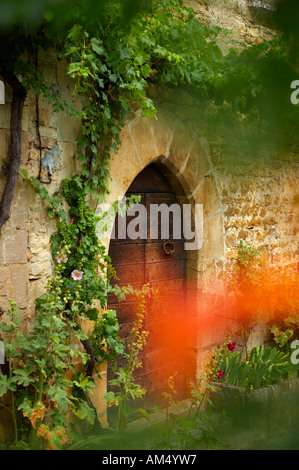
0 50 81 334
185 0 276 51
0 0 298 436
142 83 299 372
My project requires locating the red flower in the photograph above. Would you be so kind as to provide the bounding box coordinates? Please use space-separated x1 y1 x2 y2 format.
227 341 236 352
217 370 223 380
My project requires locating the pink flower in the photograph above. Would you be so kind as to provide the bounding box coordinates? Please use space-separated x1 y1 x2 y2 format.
57 253 68 264
227 341 236 352
217 370 223 380
71 269 83 281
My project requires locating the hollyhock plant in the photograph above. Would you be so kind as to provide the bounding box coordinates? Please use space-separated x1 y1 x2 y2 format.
57 253 68 264
71 269 83 281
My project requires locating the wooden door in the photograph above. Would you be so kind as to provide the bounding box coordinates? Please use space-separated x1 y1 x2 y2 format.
107 164 189 417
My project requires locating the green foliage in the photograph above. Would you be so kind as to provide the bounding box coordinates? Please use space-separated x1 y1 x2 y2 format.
164 376 220 450
0 298 96 449
205 337 236 382
217 345 291 390
150 374 219 450
270 318 299 379
0 0 150 31
271 317 299 349
66 373 223 450
104 285 151 432
89 309 124 365
236 240 267 270
2 0 299 451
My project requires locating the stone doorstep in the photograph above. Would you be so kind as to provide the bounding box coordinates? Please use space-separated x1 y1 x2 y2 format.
124 399 265 450
124 398 234 449
126 378 299 429
126 398 192 433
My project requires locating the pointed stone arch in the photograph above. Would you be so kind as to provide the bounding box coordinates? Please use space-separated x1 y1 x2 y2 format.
104 109 226 281
93 109 227 422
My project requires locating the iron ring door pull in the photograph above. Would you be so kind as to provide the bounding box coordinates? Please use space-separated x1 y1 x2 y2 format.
163 240 175 255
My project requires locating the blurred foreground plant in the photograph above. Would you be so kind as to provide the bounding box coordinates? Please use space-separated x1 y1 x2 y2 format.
104 284 152 432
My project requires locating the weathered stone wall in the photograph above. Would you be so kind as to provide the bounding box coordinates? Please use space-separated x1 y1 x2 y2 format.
0 50 81 333
143 82 299 372
0 0 298 436
185 0 276 51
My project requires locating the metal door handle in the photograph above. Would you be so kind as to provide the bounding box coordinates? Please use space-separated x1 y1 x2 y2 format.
163 240 175 255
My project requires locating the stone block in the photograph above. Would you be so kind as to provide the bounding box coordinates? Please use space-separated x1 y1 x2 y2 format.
224 206 240 218
28 147 40 162
3 230 28 264
0 102 11 129
29 232 51 256
179 138 210 195
194 173 221 220
57 109 81 142
0 296 11 312
20 131 29 165
54 142 76 180
10 187 29 230
29 257 52 280
167 119 195 172
39 125 58 141
10 265 28 309
129 116 158 167
109 124 143 191
38 107 51 128
151 107 175 157
27 278 46 313
0 225 10 263
202 211 225 261
21 105 29 132
0 128 9 159
0 266 9 296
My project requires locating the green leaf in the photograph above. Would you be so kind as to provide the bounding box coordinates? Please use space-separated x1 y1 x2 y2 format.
67 62 82 75
86 308 98 322
141 63 152 78
48 386 69 409
73 373 95 392
0 374 9 396
73 401 96 425
18 398 33 416
151 405 164 414
13 367 34 387
91 38 105 56
136 407 150 422
67 25 83 41
104 391 116 406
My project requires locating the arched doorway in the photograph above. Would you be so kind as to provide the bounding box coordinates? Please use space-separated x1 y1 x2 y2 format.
107 162 193 420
